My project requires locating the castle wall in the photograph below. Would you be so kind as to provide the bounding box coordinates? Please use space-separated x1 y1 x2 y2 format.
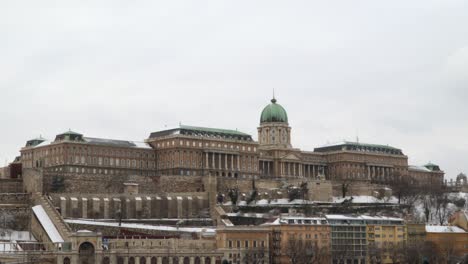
41 172 205 194
217 177 306 193
51 193 209 220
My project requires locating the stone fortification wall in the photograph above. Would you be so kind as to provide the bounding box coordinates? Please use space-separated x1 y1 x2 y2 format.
332 181 390 197
217 177 307 193
39 171 205 194
51 193 209 220
0 179 23 193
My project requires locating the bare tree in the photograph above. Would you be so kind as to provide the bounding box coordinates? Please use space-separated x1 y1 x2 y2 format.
423 196 433 223
391 172 420 206
242 246 266 264
285 237 328 264
367 242 384 264
433 191 452 225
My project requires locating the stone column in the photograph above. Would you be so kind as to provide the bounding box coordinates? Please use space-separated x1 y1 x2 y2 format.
92 197 100 219
143 197 151 218
177 196 183 218
135 257 140 264
225 154 227 170
125 198 132 219
218 154 221 170
237 155 240 171
103 198 109 219
82 197 88 218
211 153 215 169
70 197 78 218
112 198 121 219
135 197 142 218
190 257 194 264
157 257 162 264
187 196 193 218
60 197 67 217
231 155 234 171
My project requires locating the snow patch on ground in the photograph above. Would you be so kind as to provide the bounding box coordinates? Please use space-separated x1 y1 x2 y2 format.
333 196 398 204
65 219 215 234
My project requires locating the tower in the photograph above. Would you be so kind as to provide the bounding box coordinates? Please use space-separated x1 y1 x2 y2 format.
257 97 292 148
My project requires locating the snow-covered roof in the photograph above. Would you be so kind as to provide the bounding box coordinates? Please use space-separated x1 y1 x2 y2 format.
326 215 362 221
32 205 64 243
264 217 328 226
65 219 215 234
333 196 398 204
32 139 51 148
425 225 466 233
83 137 152 149
325 215 403 222
28 137 151 149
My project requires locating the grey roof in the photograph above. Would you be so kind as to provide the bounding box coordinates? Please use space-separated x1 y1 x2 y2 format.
314 141 403 155
149 125 253 141
83 137 151 149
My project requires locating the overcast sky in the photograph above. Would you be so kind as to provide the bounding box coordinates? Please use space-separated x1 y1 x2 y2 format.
1 1 467 180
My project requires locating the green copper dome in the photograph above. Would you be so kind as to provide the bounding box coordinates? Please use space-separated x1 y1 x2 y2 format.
260 98 288 123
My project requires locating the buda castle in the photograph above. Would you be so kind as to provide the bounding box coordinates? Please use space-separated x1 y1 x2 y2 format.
19 97 444 187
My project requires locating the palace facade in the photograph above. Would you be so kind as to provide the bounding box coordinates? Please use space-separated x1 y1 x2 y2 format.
19 97 444 186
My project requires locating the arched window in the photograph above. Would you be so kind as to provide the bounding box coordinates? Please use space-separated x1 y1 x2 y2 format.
205 257 211 264
194 257 201 264
117 257 124 264
183 257 190 264
128 257 135 264
162 257 169 264
63 257 71 264
140 257 146 264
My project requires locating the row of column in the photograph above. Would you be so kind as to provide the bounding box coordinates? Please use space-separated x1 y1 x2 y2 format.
259 161 273 176
367 166 395 182
205 152 240 171
279 162 325 178
58 195 207 219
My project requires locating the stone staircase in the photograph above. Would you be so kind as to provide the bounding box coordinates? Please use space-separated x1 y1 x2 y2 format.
34 192 73 241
